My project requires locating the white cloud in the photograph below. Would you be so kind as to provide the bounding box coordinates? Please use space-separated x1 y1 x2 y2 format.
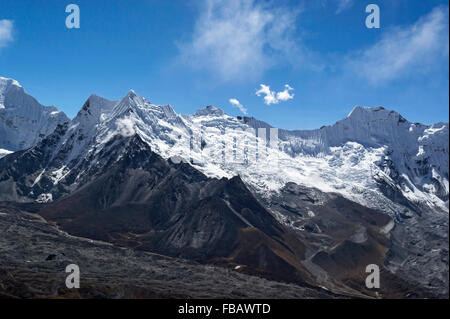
335 0 354 14
256 84 277 105
347 6 449 85
229 98 247 114
178 0 304 81
116 118 136 137
276 84 295 102
0 20 13 48
256 84 294 105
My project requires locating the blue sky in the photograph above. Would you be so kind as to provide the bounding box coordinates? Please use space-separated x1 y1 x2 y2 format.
0 0 448 129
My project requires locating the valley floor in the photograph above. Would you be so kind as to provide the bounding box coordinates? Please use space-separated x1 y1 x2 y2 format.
0 206 338 299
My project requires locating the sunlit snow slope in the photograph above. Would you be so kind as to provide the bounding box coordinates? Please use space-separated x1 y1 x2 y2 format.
0 77 69 152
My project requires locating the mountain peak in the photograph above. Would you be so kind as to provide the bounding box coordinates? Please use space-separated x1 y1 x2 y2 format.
346 106 408 124
347 106 386 118
126 89 137 97
77 94 115 118
111 90 146 116
1 77 24 108
121 89 145 103
0 76 69 151
0 76 22 89
194 105 225 117
87 93 102 100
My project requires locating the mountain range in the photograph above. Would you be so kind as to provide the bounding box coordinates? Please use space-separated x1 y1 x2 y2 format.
0 76 448 298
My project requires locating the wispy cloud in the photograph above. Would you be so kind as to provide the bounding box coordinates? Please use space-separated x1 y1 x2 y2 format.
178 0 306 81
256 84 294 105
335 0 354 14
0 20 13 49
116 118 136 137
346 6 449 85
229 98 247 114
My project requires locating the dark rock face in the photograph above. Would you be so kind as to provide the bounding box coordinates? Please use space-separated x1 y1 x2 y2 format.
0 122 70 202
30 135 314 289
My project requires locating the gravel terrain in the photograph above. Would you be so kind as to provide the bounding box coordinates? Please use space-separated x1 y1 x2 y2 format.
0 206 336 299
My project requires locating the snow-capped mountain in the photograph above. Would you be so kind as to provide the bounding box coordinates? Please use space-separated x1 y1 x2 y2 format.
277 106 449 213
0 86 448 297
0 87 447 216
0 77 69 152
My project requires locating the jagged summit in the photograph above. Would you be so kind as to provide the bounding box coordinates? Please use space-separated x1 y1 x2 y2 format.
1 77 27 110
347 106 386 117
111 89 146 116
82 94 115 110
346 105 408 123
74 94 117 133
121 89 144 104
86 93 114 103
0 76 22 89
194 105 225 117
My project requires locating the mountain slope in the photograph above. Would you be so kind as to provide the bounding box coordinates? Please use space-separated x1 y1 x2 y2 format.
0 205 338 299
0 90 192 202
0 87 447 297
260 182 448 297
282 106 449 213
36 134 318 289
239 106 449 215
5 133 422 297
0 77 69 152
